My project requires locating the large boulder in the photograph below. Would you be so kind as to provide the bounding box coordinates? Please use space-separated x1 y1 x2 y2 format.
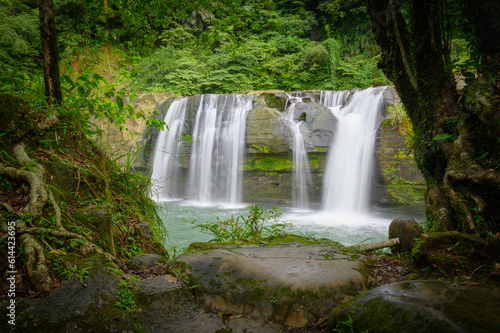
292 101 337 147
175 242 368 328
389 218 423 253
1 265 279 333
327 280 500 333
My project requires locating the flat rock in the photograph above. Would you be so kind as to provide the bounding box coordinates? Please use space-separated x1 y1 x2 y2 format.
175 242 368 328
328 280 500 332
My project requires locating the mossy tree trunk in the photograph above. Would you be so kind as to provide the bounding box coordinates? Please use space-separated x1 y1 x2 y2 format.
39 0 62 105
365 0 500 234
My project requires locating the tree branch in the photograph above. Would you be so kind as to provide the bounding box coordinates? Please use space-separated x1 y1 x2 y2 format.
389 0 418 90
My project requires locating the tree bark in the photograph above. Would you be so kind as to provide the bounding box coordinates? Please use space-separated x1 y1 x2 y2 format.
365 0 500 235
39 0 62 105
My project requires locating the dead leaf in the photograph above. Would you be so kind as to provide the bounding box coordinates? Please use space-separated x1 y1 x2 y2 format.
164 274 178 284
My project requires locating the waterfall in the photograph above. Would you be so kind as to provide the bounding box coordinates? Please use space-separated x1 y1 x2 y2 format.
188 94 253 204
283 93 312 209
150 98 188 200
320 90 350 109
322 87 387 212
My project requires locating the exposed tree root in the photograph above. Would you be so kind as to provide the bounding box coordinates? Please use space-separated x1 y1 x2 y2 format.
19 233 53 292
47 188 64 231
0 165 47 217
0 142 117 291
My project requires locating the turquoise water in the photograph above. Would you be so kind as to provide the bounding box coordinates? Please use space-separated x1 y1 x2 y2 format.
159 200 425 250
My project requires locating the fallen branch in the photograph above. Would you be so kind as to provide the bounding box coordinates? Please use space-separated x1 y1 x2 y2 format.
350 238 400 252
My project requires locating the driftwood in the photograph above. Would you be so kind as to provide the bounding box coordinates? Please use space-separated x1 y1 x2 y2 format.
350 238 400 252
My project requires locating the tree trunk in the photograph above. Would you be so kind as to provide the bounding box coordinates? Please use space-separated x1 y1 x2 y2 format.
365 0 500 235
39 0 62 105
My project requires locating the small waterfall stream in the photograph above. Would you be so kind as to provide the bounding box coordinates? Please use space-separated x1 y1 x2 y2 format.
322 87 386 212
283 93 312 209
150 98 188 200
152 94 253 204
320 90 350 109
188 94 253 204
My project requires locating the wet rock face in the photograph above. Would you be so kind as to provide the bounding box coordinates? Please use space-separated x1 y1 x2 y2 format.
175 243 368 328
327 280 500 333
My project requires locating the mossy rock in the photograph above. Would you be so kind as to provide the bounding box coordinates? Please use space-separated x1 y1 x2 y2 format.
0 93 35 149
327 280 500 333
73 206 114 253
176 242 368 328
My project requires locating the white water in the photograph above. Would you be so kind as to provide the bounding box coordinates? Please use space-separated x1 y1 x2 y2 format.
283 94 312 209
150 98 188 200
188 94 253 205
320 90 350 108
322 87 386 212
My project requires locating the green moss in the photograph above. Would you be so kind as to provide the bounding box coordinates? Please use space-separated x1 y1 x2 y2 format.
181 134 193 144
186 234 340 254
243 155 293 171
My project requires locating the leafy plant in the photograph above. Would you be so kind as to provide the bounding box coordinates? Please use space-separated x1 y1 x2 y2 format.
190 205 290 242
115 280 137 312
249 144 270 153
60 266 92 283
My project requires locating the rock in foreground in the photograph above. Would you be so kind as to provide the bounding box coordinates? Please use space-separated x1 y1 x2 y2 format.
175 242 369 328
327 280 500 332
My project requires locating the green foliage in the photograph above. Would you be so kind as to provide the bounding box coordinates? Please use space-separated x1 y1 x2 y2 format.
386 102 414 143
249 144 270 153
432 134 455 141
335 53 390 90
60 265 92 283
243 155 293 171
190 205 290 242
115 280 137 312
130 0 387 94
0 0 40 69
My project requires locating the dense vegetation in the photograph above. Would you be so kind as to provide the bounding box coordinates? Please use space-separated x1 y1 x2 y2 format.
2 0 392 94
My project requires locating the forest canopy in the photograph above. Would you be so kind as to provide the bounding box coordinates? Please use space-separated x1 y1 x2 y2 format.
1 0 393 94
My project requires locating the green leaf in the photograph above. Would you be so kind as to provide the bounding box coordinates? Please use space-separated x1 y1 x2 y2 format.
116 97 124 111
432 134 455 141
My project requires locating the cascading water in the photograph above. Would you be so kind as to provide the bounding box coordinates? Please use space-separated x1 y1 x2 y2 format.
283 93 312 209
188 94 253 204
322 87 387 212
154 88 424 249
150 98 188 200
319 90 350 109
